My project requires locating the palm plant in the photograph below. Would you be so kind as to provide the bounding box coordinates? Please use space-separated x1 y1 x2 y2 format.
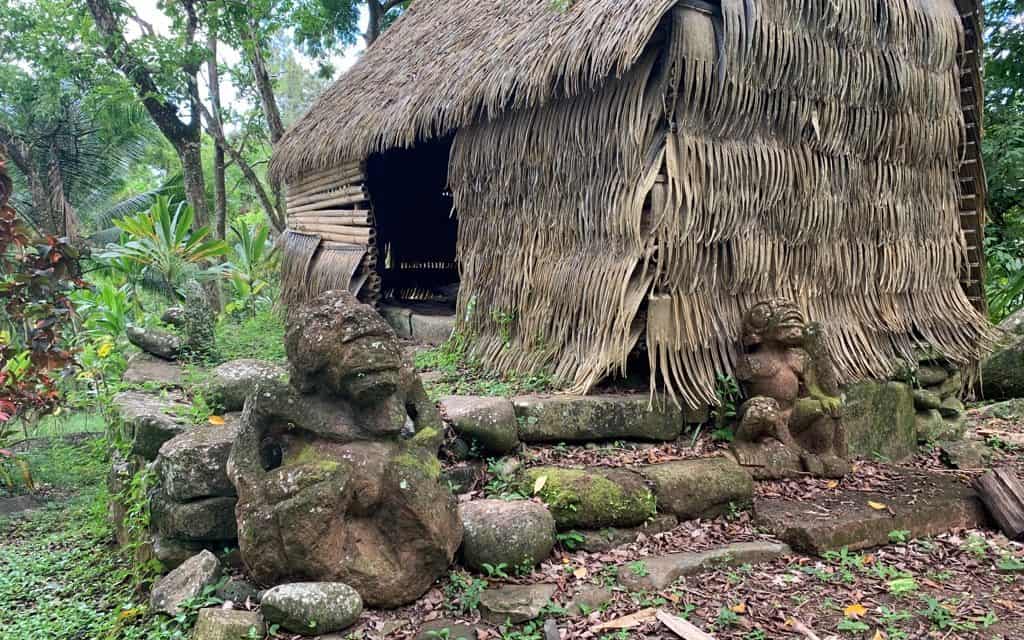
225 219 278 316
99 197 229 299
71 282 131 338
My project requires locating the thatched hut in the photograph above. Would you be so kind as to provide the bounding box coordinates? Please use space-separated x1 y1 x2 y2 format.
270 0 991 407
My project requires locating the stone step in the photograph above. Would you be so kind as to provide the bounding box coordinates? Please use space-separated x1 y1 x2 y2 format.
754 470 989 554
440 394 709 452
111 390 191 460
381 303 455 345
514 456 753 531
617 541 793 591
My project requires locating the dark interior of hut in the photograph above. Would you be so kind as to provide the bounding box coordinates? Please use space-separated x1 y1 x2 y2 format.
366 135 459 311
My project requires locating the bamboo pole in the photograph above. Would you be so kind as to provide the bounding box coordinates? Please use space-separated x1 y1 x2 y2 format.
290 215 371 227
287 169 365 198
287 185 365 209
290 160 363 189
288 192 368 214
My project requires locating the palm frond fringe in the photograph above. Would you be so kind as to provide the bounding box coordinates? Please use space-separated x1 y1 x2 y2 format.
450 0 995 407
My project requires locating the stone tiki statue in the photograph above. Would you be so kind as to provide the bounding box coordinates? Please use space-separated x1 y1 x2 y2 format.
729 299 851 479
226 290 462 608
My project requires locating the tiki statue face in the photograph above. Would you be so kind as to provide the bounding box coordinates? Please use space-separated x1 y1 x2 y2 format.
742 298 806 348
285 290 403 404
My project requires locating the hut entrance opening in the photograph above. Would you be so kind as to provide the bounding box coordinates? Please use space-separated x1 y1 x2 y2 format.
367 135 459 310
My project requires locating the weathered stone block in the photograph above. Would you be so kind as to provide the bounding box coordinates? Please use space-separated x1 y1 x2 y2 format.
754 471 988 553
441 396 519 454
112 390 190 460
640 457 752 520
916 365 949 387
261 583 363 635
617 541 792 591
982 337 1024 401
842 381 916 461
150 550 221 615
127 325 182 360
916 409 965 443
518 466 656 530
121 353 183 387
193 608 266 640
912 388 942 411
206 359 287 412
513 395 683 443
157 419 240 501
151 493 237 542
479 583 557 625
576 514 678 552
459 499 556 571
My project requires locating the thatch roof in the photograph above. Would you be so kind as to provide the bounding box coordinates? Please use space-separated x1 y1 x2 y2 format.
270 0 675 183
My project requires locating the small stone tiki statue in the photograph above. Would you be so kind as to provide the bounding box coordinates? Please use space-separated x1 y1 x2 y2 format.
226 290 462 608
729 299 851 479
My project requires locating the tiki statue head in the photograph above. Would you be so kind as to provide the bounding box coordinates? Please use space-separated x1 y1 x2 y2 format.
741 298 806 349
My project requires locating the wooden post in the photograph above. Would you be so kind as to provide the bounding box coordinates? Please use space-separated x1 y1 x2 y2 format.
973 468 1024 540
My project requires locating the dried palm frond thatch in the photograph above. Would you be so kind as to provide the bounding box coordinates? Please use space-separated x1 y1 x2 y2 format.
451 0 994 406
270 0 676 184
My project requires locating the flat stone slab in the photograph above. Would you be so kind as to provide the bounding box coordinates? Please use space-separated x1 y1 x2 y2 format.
577 514 678 552
617 541 792 591
843 381 917 461
754 471 989 554
640 457 753 520
479 583 557 625
518 466 656 530
112 390 190 460
121 353 184 387
157 416 241 501
205 359 287 412
512 395 690 443
381 304 455 345
151 550 222 615
193 608 266 640
441 396 519 454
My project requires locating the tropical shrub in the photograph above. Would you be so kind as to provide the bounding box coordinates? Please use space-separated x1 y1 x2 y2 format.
224 219 277 317
99 196 228 298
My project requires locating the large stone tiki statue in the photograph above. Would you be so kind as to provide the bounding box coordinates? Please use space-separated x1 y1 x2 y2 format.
226 290 461 608
729 299 851 479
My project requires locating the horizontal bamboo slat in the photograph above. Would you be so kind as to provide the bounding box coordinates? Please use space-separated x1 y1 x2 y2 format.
287 185 366 210
290 214 371 227
291 160 363 189
287 168 366 198
288 192 368 215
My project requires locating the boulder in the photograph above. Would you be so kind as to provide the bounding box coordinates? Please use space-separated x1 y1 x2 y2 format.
979 399 1024 420
151 534 205 571
639 458 752 520
459 499 556 571
567 586 614 615
981 337 1024 401
512 395 685 443
192 608 266 640
127 324 182 360
206 359 287 412
121 353 184 387
415 620 478 640
157 420 240 501
999 307 1024 337
916 409 965 443
912 389 943 411
441 396 519 454
111 390 190 460
442 461 483 494
151 493 237 542
478 583 557 625
939 397 965 419
916 365 949 387
939 440 991 470
216 578 261 605
842 381 916 461
935 371 964 399
161 307 186 328
518 467 656 530
617 542 792 591
150 550 221 615
754 471 988 553
260 583 363 635
576 514 678 552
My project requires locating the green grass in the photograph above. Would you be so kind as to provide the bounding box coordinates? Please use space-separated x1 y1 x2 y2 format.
214 307 286 363
0 436 193 640
5 411 106 442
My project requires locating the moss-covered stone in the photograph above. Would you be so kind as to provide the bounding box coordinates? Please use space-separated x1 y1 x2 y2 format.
512 395 687 443
916 409 965 443
982 338 1024 401
640 457 753 520
441 396 519 454
518 467 656 530
912 389 942 411
843 381 916 461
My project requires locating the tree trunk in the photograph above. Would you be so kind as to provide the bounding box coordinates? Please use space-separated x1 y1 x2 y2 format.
176 139 209 229
207 32 228 240
366 1 383 45
247 26 286 145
